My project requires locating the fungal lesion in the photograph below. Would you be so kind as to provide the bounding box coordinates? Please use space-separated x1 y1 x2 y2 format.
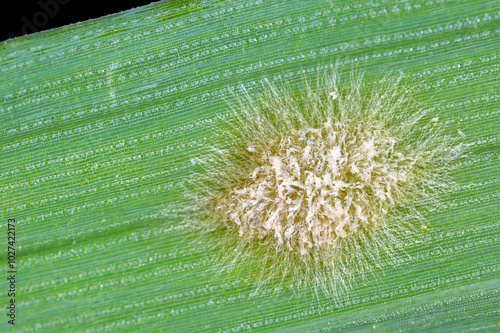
213 114 426 256
188 70 464 296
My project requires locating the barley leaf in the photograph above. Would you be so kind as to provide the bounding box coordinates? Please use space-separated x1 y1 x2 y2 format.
1 0 499 332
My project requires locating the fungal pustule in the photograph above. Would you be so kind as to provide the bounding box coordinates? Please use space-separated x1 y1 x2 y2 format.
183 69 464 299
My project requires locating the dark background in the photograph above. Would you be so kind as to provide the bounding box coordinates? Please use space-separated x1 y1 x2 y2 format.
1 0 158 42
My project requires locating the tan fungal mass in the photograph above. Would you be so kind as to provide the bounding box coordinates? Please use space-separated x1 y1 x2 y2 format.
214 118 421 255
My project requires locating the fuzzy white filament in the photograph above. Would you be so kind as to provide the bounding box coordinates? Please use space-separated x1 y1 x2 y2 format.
215 119 419 255
181 69 465 299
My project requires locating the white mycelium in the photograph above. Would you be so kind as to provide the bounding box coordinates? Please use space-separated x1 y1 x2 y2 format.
215 118 419 255
185 69 464 298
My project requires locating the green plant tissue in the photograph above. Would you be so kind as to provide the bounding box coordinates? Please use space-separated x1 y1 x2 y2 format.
1 0 499 332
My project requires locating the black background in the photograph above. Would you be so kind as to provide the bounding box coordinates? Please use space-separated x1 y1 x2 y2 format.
1 0 158 42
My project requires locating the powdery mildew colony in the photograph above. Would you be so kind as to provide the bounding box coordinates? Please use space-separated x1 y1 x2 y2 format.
216 118 420 254
186 71 465 298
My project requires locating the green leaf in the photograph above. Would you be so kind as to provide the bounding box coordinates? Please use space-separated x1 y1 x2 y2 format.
1 0 499 332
